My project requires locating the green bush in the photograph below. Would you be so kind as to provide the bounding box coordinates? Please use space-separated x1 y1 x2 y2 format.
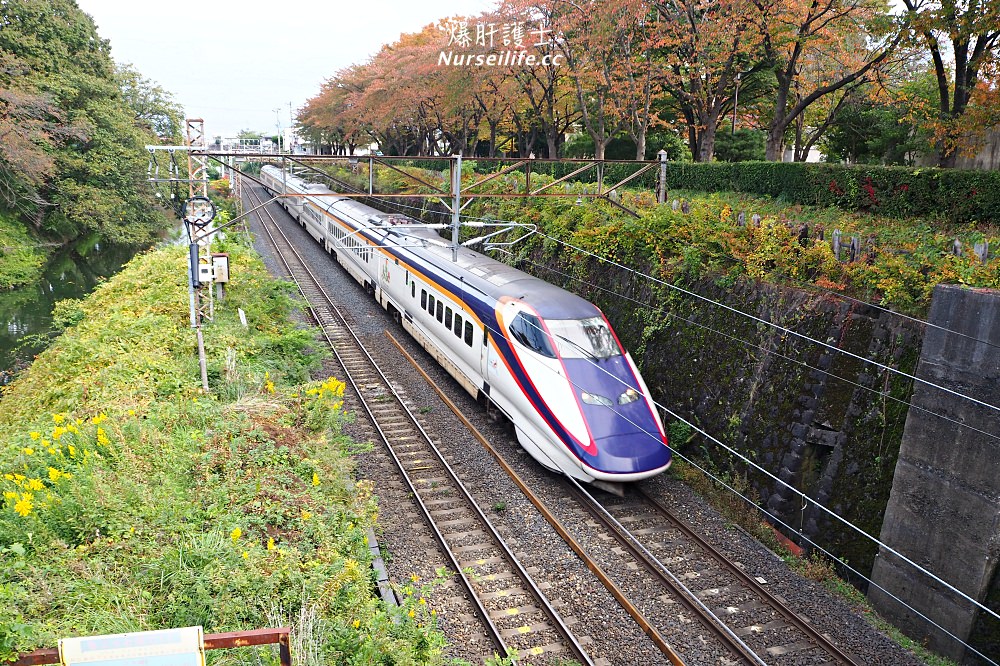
0 244 448 664
662 161 1000 224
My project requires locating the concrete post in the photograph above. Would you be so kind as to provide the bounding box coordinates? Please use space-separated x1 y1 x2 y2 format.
869 284 1000 663
451 154 462 261
657 149 668 204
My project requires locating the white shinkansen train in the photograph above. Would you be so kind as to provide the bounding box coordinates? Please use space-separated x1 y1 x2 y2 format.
259 165 671 489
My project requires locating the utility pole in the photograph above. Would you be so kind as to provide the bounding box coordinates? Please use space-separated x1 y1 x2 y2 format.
274 107 283 153
185 118 212 392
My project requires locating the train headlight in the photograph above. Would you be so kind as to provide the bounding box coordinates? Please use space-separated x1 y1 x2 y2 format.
618 388 641 405
581 392 613 407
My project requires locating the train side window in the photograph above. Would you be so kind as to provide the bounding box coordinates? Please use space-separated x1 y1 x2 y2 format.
428 294 435 314
411 282 416 298
421 290 427 309
444 307 452 329
435 301 443 322
464 322 474 346
454 314 463 337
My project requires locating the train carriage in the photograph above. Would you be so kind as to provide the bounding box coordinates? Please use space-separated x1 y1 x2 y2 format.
259 165 671 488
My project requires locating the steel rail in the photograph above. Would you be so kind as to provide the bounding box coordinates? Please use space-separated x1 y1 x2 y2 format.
387 333 687 666
245 183 509 656
636 488 862 666
245 182 590 665
563 482 762 665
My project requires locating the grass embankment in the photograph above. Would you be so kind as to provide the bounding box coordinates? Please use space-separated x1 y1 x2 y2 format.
0 241 447 664
0 209 47 289
326 163 1000 313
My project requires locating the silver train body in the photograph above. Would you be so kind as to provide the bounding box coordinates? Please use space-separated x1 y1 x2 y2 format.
259 165 671 485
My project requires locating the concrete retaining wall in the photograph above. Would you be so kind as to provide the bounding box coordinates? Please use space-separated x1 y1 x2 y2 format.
869 285 1000 664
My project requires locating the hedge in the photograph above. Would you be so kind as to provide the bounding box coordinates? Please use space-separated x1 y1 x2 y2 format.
661 161 1000 224
383 158 1000 224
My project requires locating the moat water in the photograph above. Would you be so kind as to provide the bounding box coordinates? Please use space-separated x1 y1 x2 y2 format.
0 235 143 384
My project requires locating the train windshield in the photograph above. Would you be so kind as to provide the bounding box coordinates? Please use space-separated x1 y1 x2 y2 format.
546 317 621 360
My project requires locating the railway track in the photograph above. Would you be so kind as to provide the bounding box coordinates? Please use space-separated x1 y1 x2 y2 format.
243 181 593 665
573 484 861 665
393 324 862 666
281 167 864 664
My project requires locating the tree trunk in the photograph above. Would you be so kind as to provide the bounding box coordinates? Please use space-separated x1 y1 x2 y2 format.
635 127 646 160
547 131 558 159
594 139 605 161
938 144 958 168
698 115 719 162
766 127 785 162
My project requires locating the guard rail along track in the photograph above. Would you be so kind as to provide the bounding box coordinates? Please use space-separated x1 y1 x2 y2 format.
244 180 592 665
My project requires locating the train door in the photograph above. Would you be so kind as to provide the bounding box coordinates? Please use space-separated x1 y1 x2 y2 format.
377 255 393 308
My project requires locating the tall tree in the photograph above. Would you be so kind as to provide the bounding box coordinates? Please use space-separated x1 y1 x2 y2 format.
901 0 1000 167
653 0 764 162
753 0 904 161
116 64 183 143
0 0 173 242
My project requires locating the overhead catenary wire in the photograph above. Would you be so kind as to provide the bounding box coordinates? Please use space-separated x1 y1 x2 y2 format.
305 161 1000 354
668 447 1000 666
496 249 1000 445
253 176 1000 657
265 165 1000 649
285 163 1000 441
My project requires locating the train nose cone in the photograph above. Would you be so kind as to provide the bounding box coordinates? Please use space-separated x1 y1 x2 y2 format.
591 433 671 474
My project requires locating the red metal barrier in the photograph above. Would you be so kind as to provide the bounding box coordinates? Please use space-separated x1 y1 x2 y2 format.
12 627 292 666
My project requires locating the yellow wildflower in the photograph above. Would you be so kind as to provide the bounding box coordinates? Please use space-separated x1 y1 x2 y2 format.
14 493 33 517
312 472 320 486
97 428 110 446
22 447 34 455
68 445 76 457
53 414 65 424
265 380 275 394
407 609 415 618
431 609 437 616
242 551 249 560
230 527 242 542
300 510 312 521
67 424 79 434
352 619 360 629
410 574 419 583
3 491 16 500
26 478 44 491
52 426 66 440
3 474 13 481
418 597 426 605
29 431 40 440
267 537 276 551
127 409 136 417
47 467 62 482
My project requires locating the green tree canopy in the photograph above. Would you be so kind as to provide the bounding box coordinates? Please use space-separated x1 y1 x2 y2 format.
0 0 173 243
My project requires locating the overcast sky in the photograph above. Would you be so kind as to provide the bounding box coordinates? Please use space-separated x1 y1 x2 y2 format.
76 0 496 139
